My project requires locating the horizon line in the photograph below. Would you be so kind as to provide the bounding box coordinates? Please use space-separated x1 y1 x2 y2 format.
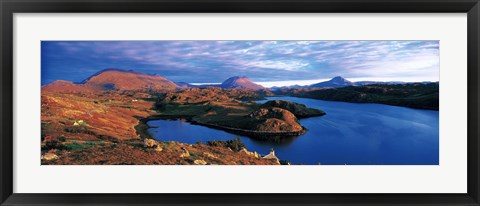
190 77 440 88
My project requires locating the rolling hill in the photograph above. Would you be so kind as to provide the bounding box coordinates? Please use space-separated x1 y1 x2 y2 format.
220 76 265 90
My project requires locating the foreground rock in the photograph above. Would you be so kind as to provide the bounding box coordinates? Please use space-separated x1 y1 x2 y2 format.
263 149 280 164
144 139 163 152
194 159 208 165
41 150 59 161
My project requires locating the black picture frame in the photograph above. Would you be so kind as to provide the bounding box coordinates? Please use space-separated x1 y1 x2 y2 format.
1 0 479 205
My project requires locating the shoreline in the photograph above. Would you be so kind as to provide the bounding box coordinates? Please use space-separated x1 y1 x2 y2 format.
271 94 438 111
135 113 307 142
189 120 306 141
134 114 194 139
134 114 295 164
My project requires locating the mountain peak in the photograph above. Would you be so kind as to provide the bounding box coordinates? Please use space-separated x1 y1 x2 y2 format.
81 69 177 91
225 76 248 81
331 76 346 81
330 76 351 83
220 76 265 90
309 76 354 88
234 75 248 78
81 69 146 83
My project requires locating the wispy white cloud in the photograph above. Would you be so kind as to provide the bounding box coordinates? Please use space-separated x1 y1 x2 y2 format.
42 40 439 84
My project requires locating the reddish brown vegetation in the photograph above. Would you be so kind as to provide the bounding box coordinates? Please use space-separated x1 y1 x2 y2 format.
160 87 268 104
42 90 154 141
41 70 281 165
43 140 279 165
42 80 98 93
83 69 178 92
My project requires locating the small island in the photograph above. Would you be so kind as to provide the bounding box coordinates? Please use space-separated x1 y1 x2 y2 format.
151 87 326 141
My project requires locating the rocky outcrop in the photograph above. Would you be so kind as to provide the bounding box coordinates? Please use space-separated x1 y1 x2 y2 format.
193 159 208 165
247 107 303 132
41 150 59 161
143 138 163 152
262 149 280 164
239 148 260 158
190 107 307 141
203 152 217 159
180 147 190 157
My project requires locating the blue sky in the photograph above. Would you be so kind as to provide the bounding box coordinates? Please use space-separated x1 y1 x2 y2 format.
41 41 439 86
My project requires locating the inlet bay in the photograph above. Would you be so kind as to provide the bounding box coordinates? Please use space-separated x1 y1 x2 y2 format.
148 96 439 165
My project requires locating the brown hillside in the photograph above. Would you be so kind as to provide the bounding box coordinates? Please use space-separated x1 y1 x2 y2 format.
84 69 178 92
41 92 154 140
42 80 97 93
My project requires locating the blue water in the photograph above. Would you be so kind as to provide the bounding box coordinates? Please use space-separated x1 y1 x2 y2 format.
147 97 439 165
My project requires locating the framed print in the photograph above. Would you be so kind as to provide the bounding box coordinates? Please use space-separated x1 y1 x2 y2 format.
1 0 479 205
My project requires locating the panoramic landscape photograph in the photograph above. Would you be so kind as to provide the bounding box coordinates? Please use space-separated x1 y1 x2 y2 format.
41 40 439 165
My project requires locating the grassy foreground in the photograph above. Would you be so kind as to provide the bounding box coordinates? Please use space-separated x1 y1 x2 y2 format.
41 90 280 165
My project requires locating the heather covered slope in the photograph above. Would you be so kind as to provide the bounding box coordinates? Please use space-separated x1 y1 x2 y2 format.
40 70 286 165
83 69 178 91
42 80 97 93
157 87 268 103
43 69 178 93
41 90 280 165
43 138 279 165
41 91 155 141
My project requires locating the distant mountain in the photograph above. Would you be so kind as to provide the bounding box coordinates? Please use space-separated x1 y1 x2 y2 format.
305 77 422 89
82 69 178 91
220 76 265 90
355 81 406 86
309 76 354 88
270 84 306 91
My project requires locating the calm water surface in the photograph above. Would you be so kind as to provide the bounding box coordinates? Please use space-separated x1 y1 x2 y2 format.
147 97 439 165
